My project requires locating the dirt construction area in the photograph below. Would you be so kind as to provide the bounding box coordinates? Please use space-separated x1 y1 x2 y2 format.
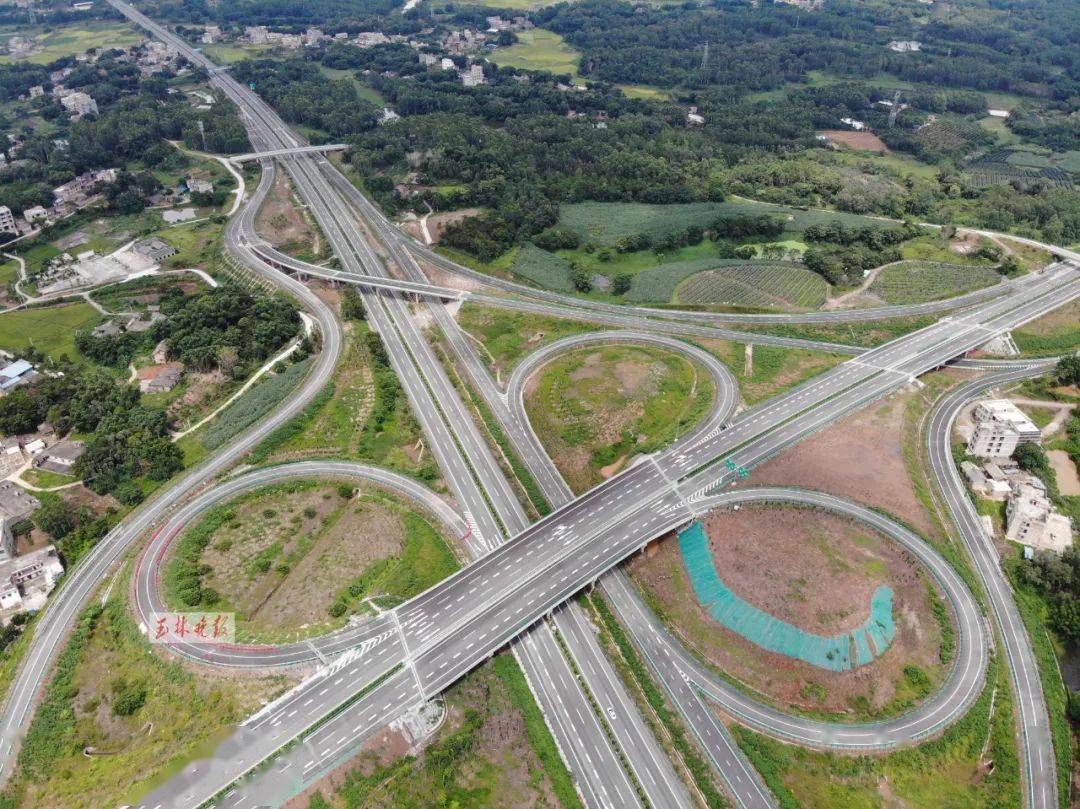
254 171 322 257
818 129 891 153
752 381 942 539
200 481 405 639
629 505 948 718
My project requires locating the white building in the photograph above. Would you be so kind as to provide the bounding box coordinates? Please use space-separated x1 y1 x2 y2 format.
840 117 866 131
356 31 390 48
967 399 1042 458
59 91 98 117
888 40 922 52
461 64 485 87
1007 481 1074 554
23 205 48 224
246 26 270 44
0 545 64 618
0 206 15 234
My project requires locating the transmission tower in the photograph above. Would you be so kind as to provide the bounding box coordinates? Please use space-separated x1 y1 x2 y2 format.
27 0 36 25
197 119 207 151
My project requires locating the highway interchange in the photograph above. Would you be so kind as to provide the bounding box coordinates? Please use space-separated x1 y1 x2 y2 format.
0 4 1075 808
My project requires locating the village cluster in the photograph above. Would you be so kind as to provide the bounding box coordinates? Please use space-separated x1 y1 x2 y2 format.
961 398 1075 555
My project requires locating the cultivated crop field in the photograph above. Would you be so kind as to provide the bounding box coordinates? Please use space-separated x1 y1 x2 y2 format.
870 261 1002 305
511 243 574 291
965 149 1075 189
675 263 829 310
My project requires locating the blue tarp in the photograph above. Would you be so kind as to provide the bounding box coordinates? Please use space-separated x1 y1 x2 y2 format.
678 522 895 672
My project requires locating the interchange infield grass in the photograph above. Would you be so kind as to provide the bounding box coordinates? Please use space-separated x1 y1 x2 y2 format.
163 479 458 643
523 344 714 493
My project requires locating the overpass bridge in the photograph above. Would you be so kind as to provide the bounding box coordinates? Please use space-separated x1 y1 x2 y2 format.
229 143 349 163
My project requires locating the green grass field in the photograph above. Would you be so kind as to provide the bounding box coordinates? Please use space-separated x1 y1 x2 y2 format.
491 29 581 77
318 66 387 106
0 22 144 64
1013 300 1080 357
524 344 714 492
0 302 101 362
19 468 76 489
870 261 1002 304
702 341 845 405
457 303 601 374
201 42 274 64
617 83 671 100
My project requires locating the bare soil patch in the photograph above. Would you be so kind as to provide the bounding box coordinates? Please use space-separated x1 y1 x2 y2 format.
424 207 482 243
201 483 405 636
629 505 946 717
818 129 891 153
1050 450 1080 495
753 384 939 538
255 171 320 256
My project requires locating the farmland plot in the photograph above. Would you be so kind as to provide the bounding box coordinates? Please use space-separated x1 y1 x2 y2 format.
870 262 1002 305
675 263 829 310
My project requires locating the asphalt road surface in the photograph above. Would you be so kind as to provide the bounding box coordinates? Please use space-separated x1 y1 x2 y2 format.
0 5 1068 808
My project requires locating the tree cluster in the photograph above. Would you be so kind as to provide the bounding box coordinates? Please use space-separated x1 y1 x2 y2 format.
77 285 300 373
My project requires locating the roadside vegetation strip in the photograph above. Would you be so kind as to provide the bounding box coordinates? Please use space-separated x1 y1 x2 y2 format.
491 654 585 809
550 623 650 806
732 654 1020 809
198 665 404 809
199 357 315 451
433 336 551 517
247 380 335 464
1005 557 1072 808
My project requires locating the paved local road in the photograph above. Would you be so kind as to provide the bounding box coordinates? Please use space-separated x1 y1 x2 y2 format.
0 157 345 787
929 363 1061 809
1 5 1070 808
